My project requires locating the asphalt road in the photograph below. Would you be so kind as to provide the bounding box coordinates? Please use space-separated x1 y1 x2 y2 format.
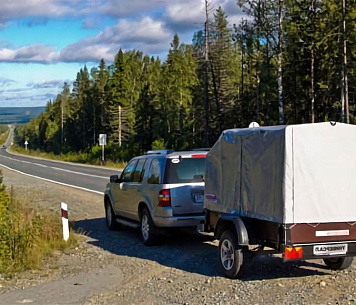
0 126 121 194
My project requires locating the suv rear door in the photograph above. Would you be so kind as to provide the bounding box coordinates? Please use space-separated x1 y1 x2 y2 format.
164 155 206 215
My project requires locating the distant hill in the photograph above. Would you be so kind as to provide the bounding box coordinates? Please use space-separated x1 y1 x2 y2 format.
0 107 46 124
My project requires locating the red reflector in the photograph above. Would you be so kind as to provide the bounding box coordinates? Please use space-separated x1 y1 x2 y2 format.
61 209 68 219
158 189 171 207
191 154 206 158
284 246 303 260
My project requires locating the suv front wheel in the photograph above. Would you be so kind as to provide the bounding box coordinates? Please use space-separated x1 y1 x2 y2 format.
140 209 157 246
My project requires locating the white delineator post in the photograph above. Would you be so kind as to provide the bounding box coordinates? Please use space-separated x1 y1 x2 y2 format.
61 202 69 241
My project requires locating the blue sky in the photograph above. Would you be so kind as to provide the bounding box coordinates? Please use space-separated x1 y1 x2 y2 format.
0 0 243 107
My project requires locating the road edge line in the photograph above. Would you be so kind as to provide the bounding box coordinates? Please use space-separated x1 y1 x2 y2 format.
0 163 104 195
6 148 123 171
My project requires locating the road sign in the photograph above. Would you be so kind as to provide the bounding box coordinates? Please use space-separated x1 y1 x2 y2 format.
24 140 28 151
99 134 107 146
99 134 107 163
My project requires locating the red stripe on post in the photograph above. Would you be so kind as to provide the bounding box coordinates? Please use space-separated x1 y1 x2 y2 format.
61 209 68 219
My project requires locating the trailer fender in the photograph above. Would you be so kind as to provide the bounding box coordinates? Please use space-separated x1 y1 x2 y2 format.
215 215 249 246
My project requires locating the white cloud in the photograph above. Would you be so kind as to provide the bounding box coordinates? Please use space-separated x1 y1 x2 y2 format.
163 0 245 32
27 79 70 88
0 44 59 63
0 77 16 86
0 15 173 63
0 0 74 23
95 0 164 18
0 86 58 107
0 0 164 25
60 16 172 62
0 0 244 64
163 0 206 32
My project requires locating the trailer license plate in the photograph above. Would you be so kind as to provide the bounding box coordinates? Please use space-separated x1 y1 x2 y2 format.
313 244 348 256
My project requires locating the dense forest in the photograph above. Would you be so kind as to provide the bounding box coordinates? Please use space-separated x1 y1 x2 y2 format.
16 0 356 162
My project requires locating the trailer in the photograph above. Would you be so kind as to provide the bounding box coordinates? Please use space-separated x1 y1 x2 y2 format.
204 122 356 278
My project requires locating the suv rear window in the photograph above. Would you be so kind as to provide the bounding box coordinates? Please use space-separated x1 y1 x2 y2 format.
164 157 206 184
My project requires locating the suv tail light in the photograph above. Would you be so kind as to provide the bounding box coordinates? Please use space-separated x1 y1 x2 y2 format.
158 189 171 207
191 154 206 158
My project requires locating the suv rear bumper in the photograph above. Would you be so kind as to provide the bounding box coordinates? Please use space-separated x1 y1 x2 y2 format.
154 215 205 227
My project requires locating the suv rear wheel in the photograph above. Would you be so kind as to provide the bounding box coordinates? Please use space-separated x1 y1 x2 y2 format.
140 209 157 246
105 201 120 230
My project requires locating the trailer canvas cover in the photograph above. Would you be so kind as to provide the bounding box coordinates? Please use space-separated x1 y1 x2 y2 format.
204 122 356 224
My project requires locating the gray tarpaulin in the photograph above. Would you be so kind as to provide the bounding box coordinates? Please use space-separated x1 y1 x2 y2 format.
204 122 356 224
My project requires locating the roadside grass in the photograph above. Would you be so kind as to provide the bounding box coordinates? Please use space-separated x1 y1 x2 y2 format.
0 173 76 277
10 146 126 169
0 125 9 146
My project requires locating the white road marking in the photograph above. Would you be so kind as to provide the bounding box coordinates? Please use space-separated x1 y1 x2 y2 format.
48 166 109 179
0 154 108 179
0 163 104 195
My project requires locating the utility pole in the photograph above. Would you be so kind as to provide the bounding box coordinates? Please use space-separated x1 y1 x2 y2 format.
118 105 122 147
204 0 210 147
61 97 64 146
93 105 96 145
342 0 349 123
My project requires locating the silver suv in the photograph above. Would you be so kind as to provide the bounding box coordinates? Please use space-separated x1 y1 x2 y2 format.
104 150 207 245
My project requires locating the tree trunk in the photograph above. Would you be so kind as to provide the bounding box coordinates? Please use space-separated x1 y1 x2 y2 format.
278 0 284 124
311 0 315 123
342 0 349 123
204 0 210 146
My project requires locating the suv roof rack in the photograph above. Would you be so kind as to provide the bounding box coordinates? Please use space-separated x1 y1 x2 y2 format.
146 149 172 155
191 148 210 151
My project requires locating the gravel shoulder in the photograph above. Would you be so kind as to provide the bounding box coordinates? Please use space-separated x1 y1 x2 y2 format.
1 166 356 304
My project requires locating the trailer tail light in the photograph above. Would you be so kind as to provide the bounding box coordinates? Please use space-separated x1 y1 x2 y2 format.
158 189 171 207
284 246 303 260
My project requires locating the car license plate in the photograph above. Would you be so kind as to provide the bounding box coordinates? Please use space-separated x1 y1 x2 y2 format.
313 244 348 256
194 194 204 204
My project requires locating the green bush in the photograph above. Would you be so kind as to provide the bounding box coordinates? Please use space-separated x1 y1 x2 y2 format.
0 172 75 276
151 138 166 150
0 126 9 146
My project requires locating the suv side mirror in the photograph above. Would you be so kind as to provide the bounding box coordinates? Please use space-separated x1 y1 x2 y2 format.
110 175 121 183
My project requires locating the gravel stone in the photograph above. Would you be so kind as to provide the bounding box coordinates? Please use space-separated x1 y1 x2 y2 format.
1 166 356 304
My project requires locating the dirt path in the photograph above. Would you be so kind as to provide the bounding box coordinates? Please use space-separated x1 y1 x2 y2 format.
1 166 356 304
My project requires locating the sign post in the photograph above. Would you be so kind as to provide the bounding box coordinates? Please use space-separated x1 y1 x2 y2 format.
61 202 69 241
24 140 28 151
99 134 107 164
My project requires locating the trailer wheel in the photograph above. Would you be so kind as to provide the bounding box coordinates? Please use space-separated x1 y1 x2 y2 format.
219 230 245 278
323 257 354 270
